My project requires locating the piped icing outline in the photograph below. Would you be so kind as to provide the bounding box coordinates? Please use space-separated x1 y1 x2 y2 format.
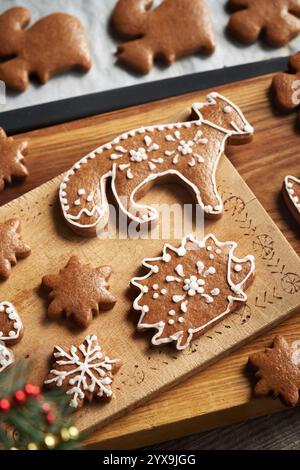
284 175 300 213
131 233 255 350
59 92 254 230
0 341 14 373
0 301 23 343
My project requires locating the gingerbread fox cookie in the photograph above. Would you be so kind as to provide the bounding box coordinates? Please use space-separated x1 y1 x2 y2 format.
0 128 28 192
272 52 300 121
0 218 31 280
0 341 14 374
249 335 300 407
0 301 23 345
0 7 91 92
59 93 254 237
131 234 255 350
44 335 121 409
227 0 300 47
42 256 117 328
283 175 300 224
112 0 215 74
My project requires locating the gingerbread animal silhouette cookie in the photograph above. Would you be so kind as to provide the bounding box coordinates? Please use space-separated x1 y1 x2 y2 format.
59 93 254 237
132 234 255 350
0 128 28 192
283 175 300 224
249 335 300 406
45 335 121 409
227 0 300 47
0 301 23 345
112 0 215 73
0 7 91 92
272 52 300 121
0 218 31 280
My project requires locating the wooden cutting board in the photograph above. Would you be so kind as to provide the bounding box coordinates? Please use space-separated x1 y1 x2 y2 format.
0 72 299 448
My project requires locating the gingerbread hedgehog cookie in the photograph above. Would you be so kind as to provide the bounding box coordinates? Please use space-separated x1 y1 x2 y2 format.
0 128 28 192
0 7 91 92
249 335 300 407
42 256 117 328
0 218 31 280
0 301 23 345
227 0 300 47
131 234 255 350
59 93 254 237
272 52 300 121
283 175 300 224
0 341 14 374
44 334 121 409
112 0 215 74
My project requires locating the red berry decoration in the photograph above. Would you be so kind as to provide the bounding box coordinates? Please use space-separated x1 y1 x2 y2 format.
0 398 11 412
46 412 56 424
24 383 40 396
14 390 26 405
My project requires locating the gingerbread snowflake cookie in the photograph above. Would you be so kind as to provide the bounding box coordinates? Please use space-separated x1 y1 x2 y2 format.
227 0 300 47
0 7 91 92
0 341 14 374
0 128 28 192
42 256 117 328
272 52 300 121
283 175 300 224
0 218 31 280
44 335 121 409
0 301 23 345
132 234 255 350
249 335 300 407
59 93 253 237
112 0 215 74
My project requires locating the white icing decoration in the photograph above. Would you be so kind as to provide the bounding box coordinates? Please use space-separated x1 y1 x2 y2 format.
59 93 254 229
234 264 242 272
127 169 134 180
74 199 81 206
168 319 175 325
285 176 300 213
152 284 159 290
175 264 184 277
161 289 167 295
153 293 159 299
0 302 23 343
78 189 85 196
0 341 14 373
44 335 117 408
178 317 185 323
119 163 130 171
131 234 255 350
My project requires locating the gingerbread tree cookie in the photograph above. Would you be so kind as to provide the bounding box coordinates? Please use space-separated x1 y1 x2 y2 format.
0 128 28 192
227 0 300 47
112 0 215 74
272 52 300 121
0 218 31 280
42 256 117 328
132 234 255 350
283 175 300 225
0 7 91 92
0 301 23 345
0 341 14 374
249 335 300 406
59 93 254 237
44 335 121 409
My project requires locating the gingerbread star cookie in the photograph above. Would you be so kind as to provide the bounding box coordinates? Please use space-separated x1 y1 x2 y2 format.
0 218 31 280
0 301 23 345
272 52 300 121
42 256 117 328
283 175 300 224
112 0 215 74
0 7 91 92
0 128 28 192
59 92 254 237
227 0 300 47
44 335 121 409
0 341 14 374
249 335 300 407
131 234 255 350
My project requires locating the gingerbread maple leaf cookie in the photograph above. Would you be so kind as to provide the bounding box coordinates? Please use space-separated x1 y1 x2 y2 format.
42 256 117 328
272 53 300 121
131 234 255 350
0 341 14 374
0 218 31 280
59 92 254 237
227 0 300 47
249 335 300 406
112 0 215 74
283 175 300 224
44 335 121 409
0 301 23 345
0 7 91 92
0 128 28 192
